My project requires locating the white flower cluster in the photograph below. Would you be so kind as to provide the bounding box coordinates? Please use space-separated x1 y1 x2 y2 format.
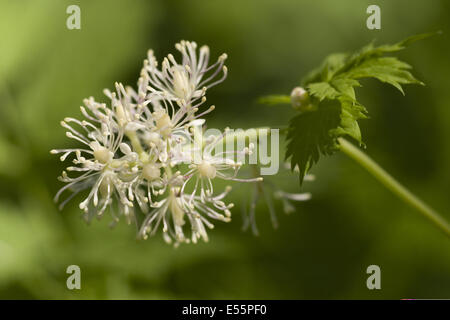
52 41 260 245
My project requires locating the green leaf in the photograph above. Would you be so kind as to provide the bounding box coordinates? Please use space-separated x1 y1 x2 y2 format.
343 57 423 95
286 99 341 184
286 97 368 185
330 78 360 100
307 82 340 101
286 33 433 184
331 99 366 143
302 53 348 85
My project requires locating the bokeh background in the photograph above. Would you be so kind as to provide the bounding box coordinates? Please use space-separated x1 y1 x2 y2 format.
0 0 449 299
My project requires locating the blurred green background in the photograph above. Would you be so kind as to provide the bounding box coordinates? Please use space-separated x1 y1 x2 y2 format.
0 0 449 299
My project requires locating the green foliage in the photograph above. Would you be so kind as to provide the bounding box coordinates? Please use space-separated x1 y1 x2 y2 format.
286 99 341 183
286 34 432 184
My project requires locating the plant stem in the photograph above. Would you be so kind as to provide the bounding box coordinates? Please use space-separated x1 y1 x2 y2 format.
125 130 144 155
338 137 450 238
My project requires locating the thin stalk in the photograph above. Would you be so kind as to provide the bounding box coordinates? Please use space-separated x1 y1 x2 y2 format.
338 137 450 238
125 130 144 155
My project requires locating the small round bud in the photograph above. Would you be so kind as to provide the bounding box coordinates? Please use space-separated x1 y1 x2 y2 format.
154 111 173 137
93 146 112 164
115 104 127 127
143 131 161 146
290 86 310 111
198 161 217 179
142 164 161 181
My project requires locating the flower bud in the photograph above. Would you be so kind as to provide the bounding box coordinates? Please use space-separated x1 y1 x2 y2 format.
142 164 161 181
290 86 311 111
154 111 173 137
198 161 217 179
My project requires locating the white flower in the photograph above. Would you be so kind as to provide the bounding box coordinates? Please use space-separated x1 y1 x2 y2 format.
51 97 136 223
180 130 262 200
274 190 312 214
51 41 261 246
138 186 233 244
242 165 313 235
143 40 228 105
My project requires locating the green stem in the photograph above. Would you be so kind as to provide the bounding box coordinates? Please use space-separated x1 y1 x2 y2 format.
125 130 144 155
125 130 152 164
338 137 450 238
